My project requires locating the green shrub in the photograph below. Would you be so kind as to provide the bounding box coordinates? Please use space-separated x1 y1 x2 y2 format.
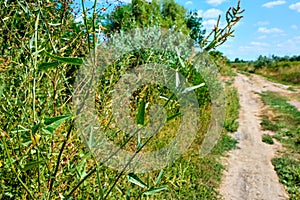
262 134 274 145
260 118 279 131
224 88 240 132
272 157 300 200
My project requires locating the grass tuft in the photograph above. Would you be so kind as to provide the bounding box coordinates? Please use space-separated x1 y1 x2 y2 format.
262 134 274 145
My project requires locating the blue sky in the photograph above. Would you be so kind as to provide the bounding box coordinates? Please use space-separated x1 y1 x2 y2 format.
178 0 300 61
76 0 300 61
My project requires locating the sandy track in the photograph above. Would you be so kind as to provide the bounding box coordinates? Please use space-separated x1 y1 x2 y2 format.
220 73 300 200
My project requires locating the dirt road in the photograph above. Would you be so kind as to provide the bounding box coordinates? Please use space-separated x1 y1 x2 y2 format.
220 73 300 200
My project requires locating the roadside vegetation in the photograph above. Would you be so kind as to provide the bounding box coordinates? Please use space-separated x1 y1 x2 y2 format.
233 55 300 86
259 91 300 199
0 0 244 199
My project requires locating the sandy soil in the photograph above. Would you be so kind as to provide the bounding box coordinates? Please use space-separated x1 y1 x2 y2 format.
220 73 300 200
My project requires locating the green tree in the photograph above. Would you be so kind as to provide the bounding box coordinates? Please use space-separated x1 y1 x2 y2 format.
104 0 201 42
254 55 272 69
104 0 244 51
185 11 206 45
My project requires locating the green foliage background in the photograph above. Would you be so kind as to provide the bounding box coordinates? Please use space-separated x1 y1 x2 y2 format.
0 0 243 199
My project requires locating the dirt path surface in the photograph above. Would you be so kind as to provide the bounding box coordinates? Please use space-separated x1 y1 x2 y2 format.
220 73 300 200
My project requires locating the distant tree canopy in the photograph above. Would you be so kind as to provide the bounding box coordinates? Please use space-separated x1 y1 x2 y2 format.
104 0 244 51
233 54 300 65
103 0 205 46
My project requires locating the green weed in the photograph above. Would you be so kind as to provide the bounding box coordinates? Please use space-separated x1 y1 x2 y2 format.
260 91 300 199
224 88 240 132
0 1 241 199
262 134 274 145
272 157 300 200
260 117 279 131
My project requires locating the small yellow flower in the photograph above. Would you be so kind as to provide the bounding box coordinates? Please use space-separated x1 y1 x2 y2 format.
0 160 2 167
103 119 109 125
30 134 40 146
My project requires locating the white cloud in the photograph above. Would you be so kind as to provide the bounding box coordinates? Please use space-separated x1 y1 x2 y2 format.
185 1 193 5
202 8 222 18
202 19 218 30
276 36 300 55
75 15 83 23
262 0 286 8
250 41 269 47
238 42 268 57
276 36 300 50
291 25 298 30
255 21 270 26
239 46 252 50
257 35 267 39
289 2 300 12
258 27 284 34
120 0 132 3
206 0 226 6
197 10 203 17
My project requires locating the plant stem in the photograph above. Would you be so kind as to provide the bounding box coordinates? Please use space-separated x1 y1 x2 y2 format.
66 130 138 197
1 137 35 199
81 0 91 51
92 0 98 49
33 11 41 193
33 12 40 123
48 119 74 198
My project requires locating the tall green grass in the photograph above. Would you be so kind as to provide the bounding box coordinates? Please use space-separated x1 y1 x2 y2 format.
0 1 240 199
234 61 300 85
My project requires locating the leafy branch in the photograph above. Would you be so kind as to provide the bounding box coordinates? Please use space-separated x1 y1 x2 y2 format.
202 0 245 51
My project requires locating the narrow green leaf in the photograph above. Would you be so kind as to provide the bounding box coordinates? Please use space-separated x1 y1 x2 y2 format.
22 141 32 147
48 23 61 26
45 52 83 65
0 83 3 98
42 128 53 135
143 187 168 195
155 170 164 185
159 95 170 101
137 133 141 148
43 115 71 134
32 48 45 57
11 125 30 134
29 35 34 49
126 189 130 200
44 115 71 125
38 62 59 71
128 173 148 188
32 122 40 134
17 1 29 14
167 112 182 121
181 83 205 94
22 160 45 171
136 99 146 125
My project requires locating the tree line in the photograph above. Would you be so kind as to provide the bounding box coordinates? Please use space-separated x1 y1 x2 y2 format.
234 54 300 64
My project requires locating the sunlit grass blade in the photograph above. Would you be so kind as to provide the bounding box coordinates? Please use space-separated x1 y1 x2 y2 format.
181 83 205 94
43 115 71 134
128 173 148 188
167 112 182 121
143 187 168 195
136 99 146 125
22 160 46 171
44 51 83 65
155 169 164 185
38 62 59 71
